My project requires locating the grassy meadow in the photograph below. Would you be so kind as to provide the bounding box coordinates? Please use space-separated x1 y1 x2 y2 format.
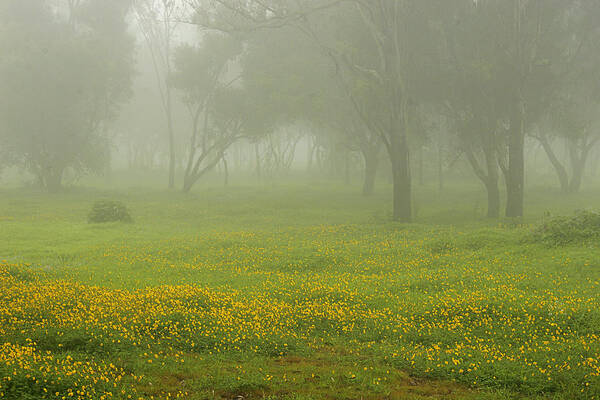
1 178 600 399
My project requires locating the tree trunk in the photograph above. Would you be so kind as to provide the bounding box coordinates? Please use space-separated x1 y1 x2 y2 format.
568 141 591 193
42 167 63 193
485 179 500 218
590 147 599 177
182 175 193 193
223 156 229 186
537 135 569 193
166 89 176 190
505 104 525 218
437 142 444 193
344 150 351 185
389 134 411 222
484 145 500 218
362 147 379 196
255 142 261 178
418 146 424 186
569 162 584 193
307 140 315 172
465 145 500 218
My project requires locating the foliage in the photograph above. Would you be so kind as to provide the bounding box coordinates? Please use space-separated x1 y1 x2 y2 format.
88 200 132 224
171 32 255 192
534 210 600 246
0 0 134 191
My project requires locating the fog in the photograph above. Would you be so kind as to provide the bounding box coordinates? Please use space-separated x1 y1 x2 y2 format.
1 0 600 220
4 2 600 399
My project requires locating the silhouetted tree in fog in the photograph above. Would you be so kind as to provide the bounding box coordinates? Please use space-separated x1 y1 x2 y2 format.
0 0 133 191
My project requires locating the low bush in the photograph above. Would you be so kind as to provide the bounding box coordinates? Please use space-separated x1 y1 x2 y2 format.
88 200 132 223
533 210 600 246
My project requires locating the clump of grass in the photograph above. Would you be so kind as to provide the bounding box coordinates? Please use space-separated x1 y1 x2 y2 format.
426 237 456 254
88 200 132 223
533 210 600 246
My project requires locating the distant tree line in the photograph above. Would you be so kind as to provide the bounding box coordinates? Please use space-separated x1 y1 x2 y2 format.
1 0 600 221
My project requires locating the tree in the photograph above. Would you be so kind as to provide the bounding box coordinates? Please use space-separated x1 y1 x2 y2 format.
485 0 564 217
441 0 507 218
133 0 183 189
171 33 254 192
324 1 444 221
0 0 134 191
532 0 600 193
444 0 569 217
536 89 600 193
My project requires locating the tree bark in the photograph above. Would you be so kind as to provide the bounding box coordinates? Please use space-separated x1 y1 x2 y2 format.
485 179 500 218
484 149 500 218
505 103 525 218
255 142 261 178
568 140 592 193
167 100 176 189
222 156 229 186
344 149 351 185
464 145 500 218
537 135 569 193
569 161 584 193
389 133 411 222
42 167 63 193
418 146 424 186
437 142 444 193
362 147 379 196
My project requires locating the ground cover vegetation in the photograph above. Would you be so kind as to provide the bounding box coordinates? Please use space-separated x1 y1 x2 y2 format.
1 183 600 399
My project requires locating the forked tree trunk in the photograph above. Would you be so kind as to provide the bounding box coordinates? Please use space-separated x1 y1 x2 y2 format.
537 135 569 193
465 145 500 218
568 141 592 193
569 162 584 193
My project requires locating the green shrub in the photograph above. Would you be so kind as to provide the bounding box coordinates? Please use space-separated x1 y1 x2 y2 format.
88 200 132 223
533 210 600 246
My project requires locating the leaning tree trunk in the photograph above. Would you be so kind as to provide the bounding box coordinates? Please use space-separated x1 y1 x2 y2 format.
568 142 591 193
182 174 194 193
505 103 525 218
569 162 584 193
485 179 500 219
465 145 500 219
537 135 569 193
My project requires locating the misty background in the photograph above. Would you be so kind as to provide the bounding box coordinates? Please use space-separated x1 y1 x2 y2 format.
1 0 600 221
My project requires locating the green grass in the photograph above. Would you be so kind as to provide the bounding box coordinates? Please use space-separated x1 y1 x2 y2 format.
1 177 600 399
